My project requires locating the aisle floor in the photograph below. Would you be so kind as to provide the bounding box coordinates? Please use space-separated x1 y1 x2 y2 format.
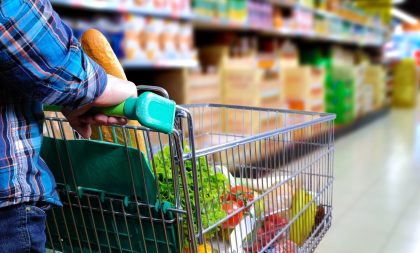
317 106 420 253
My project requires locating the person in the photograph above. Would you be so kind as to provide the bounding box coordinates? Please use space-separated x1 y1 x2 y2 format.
0 0 136 251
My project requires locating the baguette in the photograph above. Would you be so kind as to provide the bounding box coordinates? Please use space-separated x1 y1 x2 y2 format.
81 29 147 153
81 29 127 80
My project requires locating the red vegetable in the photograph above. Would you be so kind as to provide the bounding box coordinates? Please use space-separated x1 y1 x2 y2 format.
266 214 288 229
230 186 254 200
274 240 298 253
221 201 244 229
222 186 254 211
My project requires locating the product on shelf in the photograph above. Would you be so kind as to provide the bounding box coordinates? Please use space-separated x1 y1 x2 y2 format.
227 0 248 24
63 14 196 64
358 64 386 114
314 15 328 36
123 15 147 60
301 0 315 8
154 63 221 149
280 66 325 113
131 0 191 17
326 68 355 124
160 19 181 59
185 66 221 104
293 6 314 34
247 0 273 29
280 42 325 114
392 59 417 108
143 17 164 60
278 40 299 69
178 23 196 59
273 8 283 29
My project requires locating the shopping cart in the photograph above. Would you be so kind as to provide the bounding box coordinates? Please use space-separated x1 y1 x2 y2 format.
42 89 335 253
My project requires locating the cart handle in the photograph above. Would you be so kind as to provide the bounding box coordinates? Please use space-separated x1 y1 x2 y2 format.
43 92 176 134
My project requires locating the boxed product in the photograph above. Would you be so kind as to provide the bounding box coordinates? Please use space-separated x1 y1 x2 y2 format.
363 65 386 110
185 66 221 104
192 0 216 18
122 15 196 62
279 41 300 69
123 15 147 60
281 66 325 112
160 20 181 59
293 7 314 34
144 17 164 60
247 0 273 29
227 0 248 24
177 23 196 59
273 8 283 29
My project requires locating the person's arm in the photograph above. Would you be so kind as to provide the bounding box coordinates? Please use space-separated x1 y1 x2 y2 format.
0 0 136 137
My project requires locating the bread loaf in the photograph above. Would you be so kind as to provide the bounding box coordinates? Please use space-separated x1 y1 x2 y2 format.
81 29 147 153
81 29 127 80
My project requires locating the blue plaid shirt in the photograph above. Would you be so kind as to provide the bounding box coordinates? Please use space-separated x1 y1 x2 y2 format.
0 0 107 207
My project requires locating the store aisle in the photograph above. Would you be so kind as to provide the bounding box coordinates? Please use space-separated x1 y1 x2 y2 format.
317 106 420 253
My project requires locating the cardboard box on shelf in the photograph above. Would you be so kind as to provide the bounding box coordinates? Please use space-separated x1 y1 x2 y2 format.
363 65 386 110
185 67 221 104
281 66 325 111
123 15 147 60
279 41 300 69
160 20 181 59
154 65 221 148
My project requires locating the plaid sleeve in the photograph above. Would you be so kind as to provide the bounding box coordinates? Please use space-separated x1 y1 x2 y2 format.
0 0 107 109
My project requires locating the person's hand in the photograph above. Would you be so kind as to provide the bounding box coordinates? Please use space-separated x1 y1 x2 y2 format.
62 106 128 138
63 74 137 138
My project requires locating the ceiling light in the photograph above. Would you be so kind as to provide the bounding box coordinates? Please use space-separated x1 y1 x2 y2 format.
392 0 405 4
391 7 419 25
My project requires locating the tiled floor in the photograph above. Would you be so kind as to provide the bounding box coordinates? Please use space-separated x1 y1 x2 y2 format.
317 106 420 253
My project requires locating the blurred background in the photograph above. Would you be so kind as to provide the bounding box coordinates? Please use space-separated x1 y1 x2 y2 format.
52 0 420 252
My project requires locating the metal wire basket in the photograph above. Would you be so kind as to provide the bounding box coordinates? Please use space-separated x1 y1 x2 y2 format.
42 101 335 253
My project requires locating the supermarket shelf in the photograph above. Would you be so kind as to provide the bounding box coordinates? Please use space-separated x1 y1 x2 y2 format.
51 0 386 47
194 17 383 47
269 0 388 32
51 0 192 20
122 59 198 69
269 0 295 8
193 16 250 31
335 106 391 139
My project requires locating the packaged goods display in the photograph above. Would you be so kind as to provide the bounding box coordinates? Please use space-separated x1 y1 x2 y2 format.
392 59 417 108
191 0 385 45
63 15 197 65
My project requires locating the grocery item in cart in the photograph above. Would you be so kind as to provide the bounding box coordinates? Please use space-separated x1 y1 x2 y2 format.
80 29 148 151
153 144 228 248
44 101 335 253
290 189 317 246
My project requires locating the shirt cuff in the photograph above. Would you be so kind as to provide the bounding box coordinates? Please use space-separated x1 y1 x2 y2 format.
74 55 108 109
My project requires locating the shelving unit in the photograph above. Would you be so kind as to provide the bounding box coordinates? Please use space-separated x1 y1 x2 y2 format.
122 59 198 69
52 0 391 132
269 0 387 32
51 0 193 20
194 17 383 47
52 0 388 49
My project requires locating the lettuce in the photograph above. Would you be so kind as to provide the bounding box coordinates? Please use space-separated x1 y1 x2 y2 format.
154 144 228 248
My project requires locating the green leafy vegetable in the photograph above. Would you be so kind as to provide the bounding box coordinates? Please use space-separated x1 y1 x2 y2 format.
153 144 228 248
